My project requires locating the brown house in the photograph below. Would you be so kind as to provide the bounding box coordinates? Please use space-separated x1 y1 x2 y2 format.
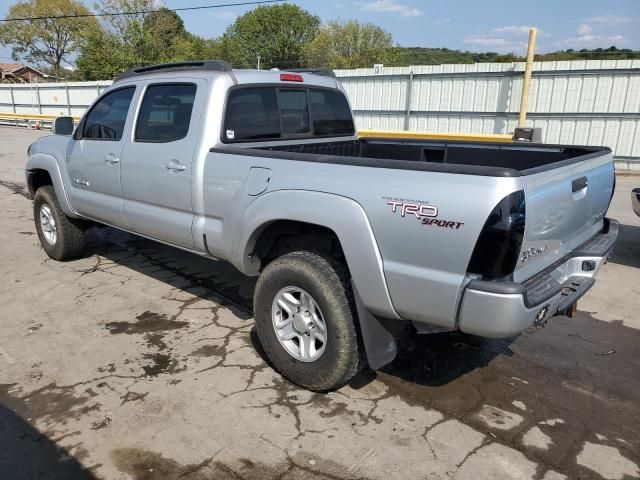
0 63 51 83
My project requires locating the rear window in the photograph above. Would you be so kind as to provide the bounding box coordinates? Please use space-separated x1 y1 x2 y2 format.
309 89 354 136
279 89 310 135
223 86 354 142
224 88 280 141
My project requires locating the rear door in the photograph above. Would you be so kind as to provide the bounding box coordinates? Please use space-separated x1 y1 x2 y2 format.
514 150 615 282
120 80 203 249
66 86 136 226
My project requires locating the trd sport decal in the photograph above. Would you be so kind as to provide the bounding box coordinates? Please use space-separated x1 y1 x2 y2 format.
384 197 464 230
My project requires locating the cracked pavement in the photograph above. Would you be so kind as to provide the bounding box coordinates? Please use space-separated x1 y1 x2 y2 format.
1 128 639 480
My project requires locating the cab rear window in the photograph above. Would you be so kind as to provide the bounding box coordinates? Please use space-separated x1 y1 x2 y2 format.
223 86 354 142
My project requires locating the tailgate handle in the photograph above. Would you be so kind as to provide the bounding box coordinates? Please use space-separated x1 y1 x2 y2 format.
572 176 588 193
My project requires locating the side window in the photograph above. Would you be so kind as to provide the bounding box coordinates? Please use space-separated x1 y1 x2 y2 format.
82 87 135 141
135 84 197 143
309 89 355 136
278 89 310 135
224 87 280 141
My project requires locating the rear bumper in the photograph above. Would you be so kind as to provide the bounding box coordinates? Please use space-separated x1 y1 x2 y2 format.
632 188 640 217
457 218 618 338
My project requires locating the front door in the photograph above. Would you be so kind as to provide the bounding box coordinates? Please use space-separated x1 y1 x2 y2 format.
66 86 136 226
120 81 202 249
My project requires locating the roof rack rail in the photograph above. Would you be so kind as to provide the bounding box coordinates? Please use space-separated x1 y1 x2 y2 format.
285 68 336 78
115 60 232 81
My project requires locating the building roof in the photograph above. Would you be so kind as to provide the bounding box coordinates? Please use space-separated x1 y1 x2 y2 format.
0 63 50 83
0 63 47 76
0 63 25 72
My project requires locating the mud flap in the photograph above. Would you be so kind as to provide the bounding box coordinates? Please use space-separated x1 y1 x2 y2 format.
351 280 397 370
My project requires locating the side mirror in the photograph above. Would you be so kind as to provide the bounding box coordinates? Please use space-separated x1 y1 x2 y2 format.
53 116 75 136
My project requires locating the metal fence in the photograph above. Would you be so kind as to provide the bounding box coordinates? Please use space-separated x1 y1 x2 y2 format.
336 59 640 169
0 81 112 118
1 59 639 169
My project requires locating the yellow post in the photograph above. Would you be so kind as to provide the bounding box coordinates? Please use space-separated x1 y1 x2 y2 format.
518 27 538 128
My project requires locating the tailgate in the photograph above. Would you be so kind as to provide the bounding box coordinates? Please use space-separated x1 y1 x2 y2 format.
513 150 615 283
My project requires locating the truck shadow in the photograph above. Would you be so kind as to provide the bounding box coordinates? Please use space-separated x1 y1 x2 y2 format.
83 227 255 321
0 401 96 479
382 329 514 386
608 223 640 269
248 322 514 392
348 324 515 390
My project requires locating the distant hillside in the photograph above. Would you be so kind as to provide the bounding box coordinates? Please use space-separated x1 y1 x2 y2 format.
398 46 640 65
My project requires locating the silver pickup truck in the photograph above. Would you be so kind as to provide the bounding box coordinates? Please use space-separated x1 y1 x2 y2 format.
26 61 618 391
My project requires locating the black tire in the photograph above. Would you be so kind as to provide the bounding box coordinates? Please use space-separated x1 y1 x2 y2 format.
253 250 363 391
33 185 85 261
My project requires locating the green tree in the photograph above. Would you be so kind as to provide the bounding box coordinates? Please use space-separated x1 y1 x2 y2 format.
0 0 96 79
302 21 399 69
76 1 212 80
395 46 640 66
536 46 639 61
222 3 320 69
188 35 224 60
76 0 153 79
142 7 189 62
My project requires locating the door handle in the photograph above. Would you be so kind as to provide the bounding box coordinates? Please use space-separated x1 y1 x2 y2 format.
572 176 588 192
165 160 186 172
73 178 90 187
104 153 120 165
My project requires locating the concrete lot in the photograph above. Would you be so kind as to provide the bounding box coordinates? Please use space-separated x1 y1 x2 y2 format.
0 127 639 480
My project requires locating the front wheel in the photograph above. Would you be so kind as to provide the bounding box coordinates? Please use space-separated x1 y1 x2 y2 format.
33 185 85 261
253 251 362 391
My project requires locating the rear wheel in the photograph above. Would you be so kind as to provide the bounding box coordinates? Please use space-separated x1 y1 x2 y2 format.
253 251 362 391
33 186 85 261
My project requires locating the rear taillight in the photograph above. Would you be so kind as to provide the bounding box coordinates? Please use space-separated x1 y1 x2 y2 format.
467 190 526 280
280 73 304 82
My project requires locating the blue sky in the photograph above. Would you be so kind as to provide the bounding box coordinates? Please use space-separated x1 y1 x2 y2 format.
1 0 639 64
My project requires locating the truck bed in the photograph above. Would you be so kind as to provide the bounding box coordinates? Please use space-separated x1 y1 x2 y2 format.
221 138 609 177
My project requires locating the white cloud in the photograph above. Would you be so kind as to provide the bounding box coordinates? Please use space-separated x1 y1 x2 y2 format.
492 25 532 35
215 10 238 21
490 25 548 38
581 15 632 26
464 36 528 52
434 17 451 25
466 24 547 53
577 23 593 35
571 35 597 44
359 0 423 17
558 34 626 47
560 16 632 48
466 37 511 47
